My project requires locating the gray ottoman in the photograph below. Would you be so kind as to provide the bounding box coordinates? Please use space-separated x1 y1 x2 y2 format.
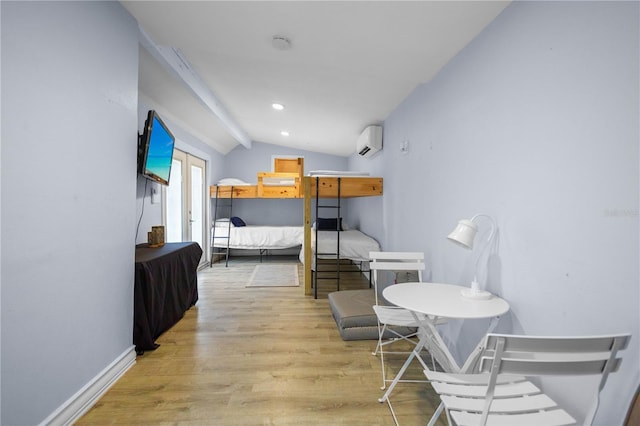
328 288 416 341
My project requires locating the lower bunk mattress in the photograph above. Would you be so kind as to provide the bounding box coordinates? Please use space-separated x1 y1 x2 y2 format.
212 225 304 250
299 229 381 269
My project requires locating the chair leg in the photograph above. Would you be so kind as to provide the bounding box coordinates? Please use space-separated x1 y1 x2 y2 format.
384 396 400 426
372 322 385 356
379 332 436 404
373 324 389 390
375 327 436 392
427 402 445 426
380 342 387 390
380 324 387 390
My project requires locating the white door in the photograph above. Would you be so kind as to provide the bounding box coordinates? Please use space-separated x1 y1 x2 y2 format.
164 149 208 267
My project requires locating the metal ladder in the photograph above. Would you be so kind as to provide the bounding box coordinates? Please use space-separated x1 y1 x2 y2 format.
313 176 342 299
210 186 233 267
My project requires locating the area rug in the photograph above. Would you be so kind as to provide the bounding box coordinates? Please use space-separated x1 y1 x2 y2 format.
245 264 300 287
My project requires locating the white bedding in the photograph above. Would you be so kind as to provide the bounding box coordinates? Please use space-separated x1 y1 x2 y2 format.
261 177 296 186
299 229 381 267
217 178 252 186
212 225 304 250
307 170 370 177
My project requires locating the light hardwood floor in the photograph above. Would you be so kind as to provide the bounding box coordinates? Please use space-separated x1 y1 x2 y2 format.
79 256 444 425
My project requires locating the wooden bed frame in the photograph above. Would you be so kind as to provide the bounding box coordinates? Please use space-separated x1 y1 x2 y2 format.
210 157 305 199
210 157 305 266
302 175 383 296
210 156 383 296
209 172 302 199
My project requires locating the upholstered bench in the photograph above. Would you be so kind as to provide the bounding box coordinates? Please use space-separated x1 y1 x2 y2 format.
328 289 380 340
328 282 417 341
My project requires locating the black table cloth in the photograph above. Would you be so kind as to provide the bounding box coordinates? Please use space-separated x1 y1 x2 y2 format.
134 242 202 353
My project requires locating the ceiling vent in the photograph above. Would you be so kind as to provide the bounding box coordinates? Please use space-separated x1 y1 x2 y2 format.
356 125 383 158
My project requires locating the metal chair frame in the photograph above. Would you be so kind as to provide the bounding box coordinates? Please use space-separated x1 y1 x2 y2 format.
425 332 631 426
369 252 431 388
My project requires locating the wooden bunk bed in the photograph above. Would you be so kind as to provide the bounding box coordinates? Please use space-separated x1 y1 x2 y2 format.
210 158 384 295
210 156 304 199
209 172 303 199
302 175 383 297
210 158 304 265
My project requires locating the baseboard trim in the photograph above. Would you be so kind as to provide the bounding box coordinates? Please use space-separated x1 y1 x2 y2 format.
40 345 136 426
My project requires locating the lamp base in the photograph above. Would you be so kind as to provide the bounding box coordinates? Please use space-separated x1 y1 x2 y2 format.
460 288 493 300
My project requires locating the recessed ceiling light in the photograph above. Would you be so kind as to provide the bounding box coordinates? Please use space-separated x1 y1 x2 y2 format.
280 131 290 137
272 35 292 51
272 103 284 111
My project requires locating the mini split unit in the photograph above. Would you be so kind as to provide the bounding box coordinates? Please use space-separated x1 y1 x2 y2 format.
356 125 383 158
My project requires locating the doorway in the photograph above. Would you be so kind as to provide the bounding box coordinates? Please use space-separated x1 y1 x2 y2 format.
164 149 208 267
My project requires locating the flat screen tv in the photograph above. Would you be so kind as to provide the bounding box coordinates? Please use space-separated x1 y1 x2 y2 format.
138 110 175 186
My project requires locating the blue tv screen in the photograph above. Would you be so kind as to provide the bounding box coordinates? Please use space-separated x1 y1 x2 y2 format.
139 110 175 186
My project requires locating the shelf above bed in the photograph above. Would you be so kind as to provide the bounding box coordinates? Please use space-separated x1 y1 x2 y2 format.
306 176 383 198
210 185 258 198
258 172 302 197
211 157 304 199
211 175 383 199
210 172 302 199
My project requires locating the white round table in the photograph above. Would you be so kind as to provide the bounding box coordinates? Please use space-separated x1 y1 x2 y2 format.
378 282 510 404
383 282 510 320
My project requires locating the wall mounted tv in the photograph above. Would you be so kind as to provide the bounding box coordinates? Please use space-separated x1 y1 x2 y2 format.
138 110 175 186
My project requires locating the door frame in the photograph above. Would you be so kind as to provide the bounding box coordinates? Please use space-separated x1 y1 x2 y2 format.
163 149 209 268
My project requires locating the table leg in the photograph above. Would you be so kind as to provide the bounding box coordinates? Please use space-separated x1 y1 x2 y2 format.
380 313 505 421
415 315 460 374
459 316 502 373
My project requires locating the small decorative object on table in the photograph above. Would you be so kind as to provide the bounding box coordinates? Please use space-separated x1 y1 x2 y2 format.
148 225 165 247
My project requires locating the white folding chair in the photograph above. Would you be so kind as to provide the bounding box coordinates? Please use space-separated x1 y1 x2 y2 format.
425 332 631 426
369 251 432 391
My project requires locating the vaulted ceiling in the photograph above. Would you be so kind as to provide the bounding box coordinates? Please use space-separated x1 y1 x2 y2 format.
122 1 510 156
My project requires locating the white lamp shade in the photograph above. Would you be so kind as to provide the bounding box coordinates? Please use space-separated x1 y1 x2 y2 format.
447 219 478 249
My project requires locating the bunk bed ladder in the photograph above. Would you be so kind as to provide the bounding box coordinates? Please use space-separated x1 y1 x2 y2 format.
314 176 342 299
210 186 233 267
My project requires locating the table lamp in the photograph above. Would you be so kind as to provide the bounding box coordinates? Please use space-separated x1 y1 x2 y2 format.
447 214 497 299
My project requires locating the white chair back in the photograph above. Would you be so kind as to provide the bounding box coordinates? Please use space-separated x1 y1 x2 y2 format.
369 251 425 306
477 333 631 426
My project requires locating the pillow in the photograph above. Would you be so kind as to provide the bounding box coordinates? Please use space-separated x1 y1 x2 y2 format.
312 219 349 230
218 178 251 186
316 217 343 231
230 216 246 227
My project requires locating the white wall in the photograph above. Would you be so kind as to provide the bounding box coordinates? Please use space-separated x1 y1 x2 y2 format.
350 1 639 424
1 2 139 424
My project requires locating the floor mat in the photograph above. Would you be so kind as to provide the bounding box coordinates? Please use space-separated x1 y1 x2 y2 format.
245 264 300 287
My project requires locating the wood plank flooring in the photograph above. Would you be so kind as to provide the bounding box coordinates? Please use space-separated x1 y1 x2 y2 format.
79 256 445 425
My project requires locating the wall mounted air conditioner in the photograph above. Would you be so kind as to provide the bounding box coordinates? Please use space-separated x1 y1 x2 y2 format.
356 125 383 158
